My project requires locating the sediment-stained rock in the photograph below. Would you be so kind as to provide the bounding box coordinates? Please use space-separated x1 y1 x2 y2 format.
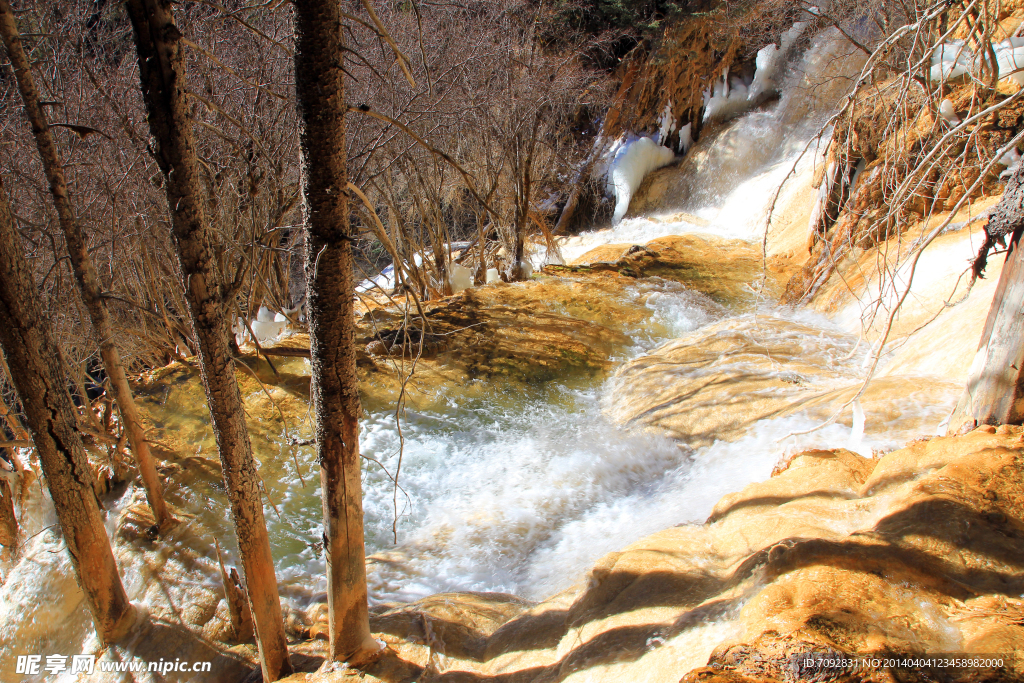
567 233 788 307
608 315 960 447
282 427 1024 683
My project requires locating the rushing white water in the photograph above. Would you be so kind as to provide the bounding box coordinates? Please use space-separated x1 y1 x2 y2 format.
559 26 866 263
0 24 960 678
218 319 945 609
558 146 819 264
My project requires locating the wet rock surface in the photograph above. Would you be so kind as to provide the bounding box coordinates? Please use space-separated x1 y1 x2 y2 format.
358 284 630 384
567 233 788 308
4 211 1018 683
608 315 959 447
285 428 1024 683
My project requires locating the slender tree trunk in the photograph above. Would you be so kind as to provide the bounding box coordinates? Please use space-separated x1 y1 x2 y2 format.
0 480 18 551
512 112 542 281
0 0 169 529
552 150 599 236
0 173 134 642
123 1 291 678
294 0 378 664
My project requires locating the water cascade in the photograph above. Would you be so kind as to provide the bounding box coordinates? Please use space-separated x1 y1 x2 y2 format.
0 21 1003 683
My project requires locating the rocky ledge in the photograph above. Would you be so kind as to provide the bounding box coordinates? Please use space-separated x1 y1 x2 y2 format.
285 426 1024 683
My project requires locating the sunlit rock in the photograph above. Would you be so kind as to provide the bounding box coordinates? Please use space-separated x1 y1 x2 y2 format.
281 429 1024 683
608 315 959 447
567 234 788 307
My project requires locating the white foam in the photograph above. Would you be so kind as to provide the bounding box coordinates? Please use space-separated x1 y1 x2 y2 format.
560 140 819 265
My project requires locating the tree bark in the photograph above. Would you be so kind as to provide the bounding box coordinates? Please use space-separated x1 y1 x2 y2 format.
294 0 378 664
0 479 18 551
0 173 134 642
216 540 255 643
123 1 292 678
0 0 169 529
552 150 599 236
511 111 542 281
950 165 1024 432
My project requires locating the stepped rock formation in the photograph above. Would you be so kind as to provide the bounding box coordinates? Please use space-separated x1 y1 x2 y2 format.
608 315 959 447
279 427 1024 683
8 425 1022 682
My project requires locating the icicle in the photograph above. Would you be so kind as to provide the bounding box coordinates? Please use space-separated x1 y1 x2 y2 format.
657 101 677 144
606 137 675 224
678 123 694 154
848 399 868 457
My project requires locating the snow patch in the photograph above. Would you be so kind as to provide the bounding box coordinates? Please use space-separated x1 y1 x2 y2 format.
938 99 960 124
449 264 473 293
232 305 288 346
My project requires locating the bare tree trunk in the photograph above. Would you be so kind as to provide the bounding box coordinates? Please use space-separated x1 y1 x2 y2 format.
294 0 378 665
123 1 292 679
0 480 18 551
512 110 542 281
950 169 1024 432
0 0 169 529
216 540 255 643
0 173 134 643
552 151 599 236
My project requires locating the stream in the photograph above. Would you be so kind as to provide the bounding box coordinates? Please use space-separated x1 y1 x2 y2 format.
0 25 964 679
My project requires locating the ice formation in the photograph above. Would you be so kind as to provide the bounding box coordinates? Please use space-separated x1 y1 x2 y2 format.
929 42 971 82
485 267 501 284
449 263 474 293
1000 147 1021 179
678 122 694 154
702 69 752 123
656 103 692 153
930 37 1024 85
232 306 288 346
658 101 676 143
995 37 1024 85
356 263 396 293
938 98 960 124
746 21 810 104
701 12 812 125
606 137 676 224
